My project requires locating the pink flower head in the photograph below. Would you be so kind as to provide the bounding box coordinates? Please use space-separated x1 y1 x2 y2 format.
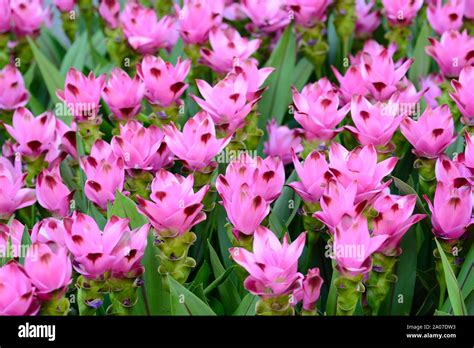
200 26 261 74
216 153 285 204
0 64 29 110
24 243 72 300
289 150 333 204
465 0 474 18
263 120 303 165
381 0 423 26
420 73 444 108
192 74 256 134
292 79 350 141
111 120 172 171
102 68 145 120
0 0 11 34
120 2 178 54
53 0 75 12
164 111 231 172
241 0 290 33
346 94 403 146
286 0 331 27
136 169 209 237
400 105 456 158
4 107 58 162
450 66 474 124
332 65 369 104
0 261 39 315
360 48 413 101
333 215 388 276
425 30 474 78
10 0 49 36
99 0 120 29
427 0 465 35
355 0 381 37
0 156 36 220
435 154 470 184
56 68 106 122
462 133 474 171
231 58 274 101
351 39 398 65
81 140 125 210
137 55 191 107
64 213 131 279
0 219 25 257
31 218 67 247
424 180 473 240
230 226 306 297
372 193 425 253
36 166 74 217
328 143 397 202
175 0 224 44
294 268 323 311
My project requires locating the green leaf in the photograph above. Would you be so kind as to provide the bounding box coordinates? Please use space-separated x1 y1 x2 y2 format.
435 238 467 315
325 261 338 315
258 25 296 126
203 266 236 296
108 191 147 229
168 276 217 315
408 22 432 88
19 225 32 265
60 32 89 75
292 58 313 91
392 176 429 215
232 293 259 316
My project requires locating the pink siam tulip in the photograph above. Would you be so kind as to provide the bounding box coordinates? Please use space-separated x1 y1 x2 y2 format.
332 65 369 104
263 120 303 165
200 26 261 74
174 0 224 44
420 73 443 108
450 66 474 124
465 0 474 18
53 0 75 12
425 30 474 77
355 0 381 37
0 219 24 257
102 68 145 121
381 0 423 26
81 140 125 210
294 268 324 313
0 65 29 111
99 0 120 29
435 155 470 184
0 262 39 315
31 218 67 247
0 0 10 34
427 0 465 35
241 0 290 33
111 120 172 171
400 105 456 158
286 0 331 27
0 156 36 220
164 111 232 172
346 95 404 147
231 58 274 101
136 169 209 237
351 40 398 65
36 166 74 217
137 55 191 108
10 0 49 36
461 133 474 173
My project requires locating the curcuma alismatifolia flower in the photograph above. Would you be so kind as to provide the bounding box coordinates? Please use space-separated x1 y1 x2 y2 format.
240 0 290 33
0 65 29 111
36 165 74 217
164 111 232 172
0 0 10 34
99 0 120 29
231 58 274 101
286 0 331 27
10 0 49 37
381 0 423 26
53 0 75 12
0 219 24 257
355 0 381 37
31 218 67 247
294 268 324 314
427 0 464 35
450 66 474 124
263 120 303 165
332 65 368 104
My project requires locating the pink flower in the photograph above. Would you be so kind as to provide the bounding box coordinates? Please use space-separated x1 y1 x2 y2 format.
192 74 256 134
36 166 74 217
10 0 49 36
424 181 473 240
200 26 261 73
31 218 67 247
263 120 303 165
121 2 178 54
0 156 36 220
136 170 209 237
56 68 106 122
427 0 464 35
292 80 350 140
328 143 397 202
99 0 120 29
164 111 231 172
0 0 11 34
111 121 172 171
333 215 388 276
351 39 397 65
0 65 29 110
420 73 443 107
372 194 425 253
175 0 224 44
345 95 403 146
241 0 290 33
64 213 132 279
286 0 331 27
0 262 39 315
435 155 470 184
231 58 274 101
381 0 423 26
462 133 474 171
450 66 474 124
400 105 456 158
230 226 306 297
4 107 58 162
359 48 413 101
465 0 474 19
289 150 333 203
102 68 145 120
53 0 75 12
294 268 323 311
81 140 125 210
425 30 474 77
332 65 369 104
0 219 25 257
137 55 191 107
24 244 72 300
355 0 381 37
313 180 367 231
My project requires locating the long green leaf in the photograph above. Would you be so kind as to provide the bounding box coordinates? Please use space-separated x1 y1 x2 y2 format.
232 293 259 316
60 32 89 75
408 22 431 87
168 276 216 316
